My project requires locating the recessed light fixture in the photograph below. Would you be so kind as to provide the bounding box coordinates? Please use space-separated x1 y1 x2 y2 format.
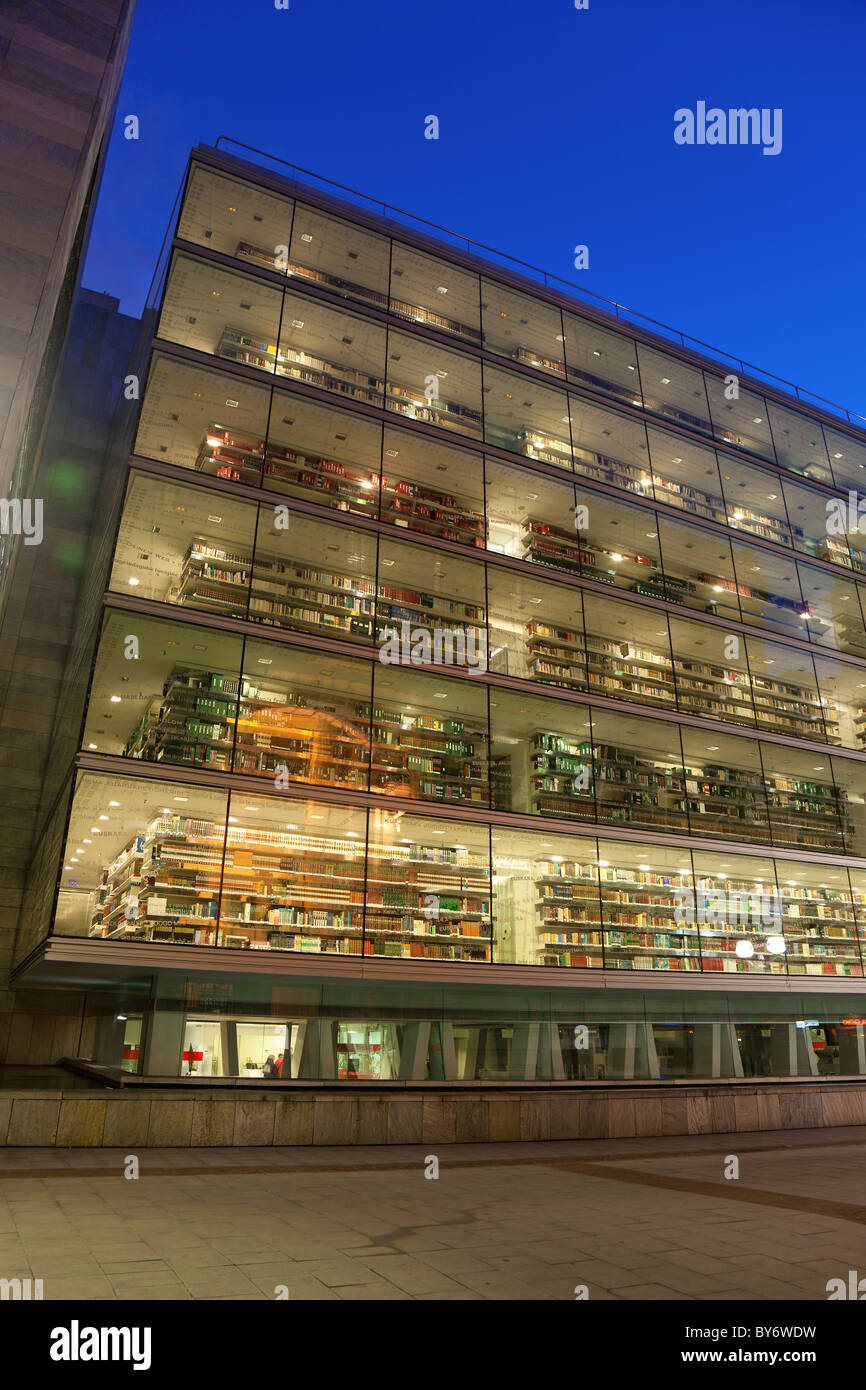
300 233 313 242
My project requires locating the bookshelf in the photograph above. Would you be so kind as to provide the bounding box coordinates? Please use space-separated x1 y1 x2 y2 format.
234 240 482 344
525 615 840 743
196 426 485 539
172 533 486 654
523 723 849 849
217 325 482 433
534 858 604 967
124 669 237 771
599 864 701 972
381 476 485 546
517 431 812 553
262 439 379 517
780 888 862 976
194 424 264 485
88 813 491 960
124 664 490 807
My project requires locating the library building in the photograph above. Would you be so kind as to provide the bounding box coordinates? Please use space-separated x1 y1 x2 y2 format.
14 143 866 1085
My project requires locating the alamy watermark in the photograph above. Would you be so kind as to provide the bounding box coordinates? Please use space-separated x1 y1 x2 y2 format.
674 103 782 157
0 498 42 545
378 620 488 674
674 887 786 956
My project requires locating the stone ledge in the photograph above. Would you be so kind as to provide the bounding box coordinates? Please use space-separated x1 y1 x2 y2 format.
1 1083 866 1146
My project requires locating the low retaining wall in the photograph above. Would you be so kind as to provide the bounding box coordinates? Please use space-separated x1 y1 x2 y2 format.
2 1082 866 1146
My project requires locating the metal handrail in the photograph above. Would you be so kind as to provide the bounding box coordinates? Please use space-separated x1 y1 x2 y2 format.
213 135 866 433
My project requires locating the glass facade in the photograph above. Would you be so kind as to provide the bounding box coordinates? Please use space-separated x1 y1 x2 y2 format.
28 151 866 1079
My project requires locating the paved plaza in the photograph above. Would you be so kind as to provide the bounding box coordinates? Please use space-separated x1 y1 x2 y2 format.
2 1126 866 1300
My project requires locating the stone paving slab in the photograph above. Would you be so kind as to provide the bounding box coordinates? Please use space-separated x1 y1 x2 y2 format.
2 1128 866 1299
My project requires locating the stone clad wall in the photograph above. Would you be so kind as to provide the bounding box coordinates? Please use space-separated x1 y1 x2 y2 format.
1 1083 865 1147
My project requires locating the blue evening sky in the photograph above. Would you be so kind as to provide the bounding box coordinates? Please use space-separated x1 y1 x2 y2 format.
83 0 866 417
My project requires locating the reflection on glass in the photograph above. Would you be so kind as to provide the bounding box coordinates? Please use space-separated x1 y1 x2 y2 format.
679 727 770 845
829 755 866 856
574 490 663 600
645 427 724 522
134 353 270 480
218 796 366 956
636 347 711 435
159 253 283 375
598 838 700 972
824 425 866 493
778 860 861 978
485 456 576 565
812 653 866 749
798 563 866 658
380 429 484 546
691 849 785 974
262 388 381 517
389 243 481 344
562 315 640 406
367 810 490 961
705 375 774 460
386 330 482 438
288 202 390 308
744 636 825 741
732 539 806 639
782 476 846 567
582 593 675 708
371 664 489 806
590 708 685 834
656 513 740 617
84 610 244 771
719 454 794 548
490 688 594 820
570 395 650 493
482 280 564 374
249 506 375 643
235 642 371 790
110 472 258 617
376 534 486 672
178 165 294 266
56 771 230 944
277 292 386 406
483 362 571 463
760 742 845 853
670 615 755 728
492 826 603 969
768 402 832 485
486 565 584 683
